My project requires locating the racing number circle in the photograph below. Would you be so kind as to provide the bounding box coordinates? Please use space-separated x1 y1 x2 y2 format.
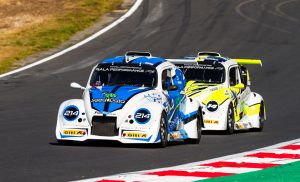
206 100 219 112
63 105 79 121
134 108 151 124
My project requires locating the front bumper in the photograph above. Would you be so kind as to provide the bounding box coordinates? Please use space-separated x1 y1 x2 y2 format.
56 127 159 144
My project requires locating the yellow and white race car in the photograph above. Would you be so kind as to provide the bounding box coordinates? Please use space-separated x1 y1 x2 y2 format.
168 52 266 134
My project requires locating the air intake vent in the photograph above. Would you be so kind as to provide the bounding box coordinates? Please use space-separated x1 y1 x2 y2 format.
91 116 118 136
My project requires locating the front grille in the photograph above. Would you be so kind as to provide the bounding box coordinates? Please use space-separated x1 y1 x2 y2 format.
91 116 118 136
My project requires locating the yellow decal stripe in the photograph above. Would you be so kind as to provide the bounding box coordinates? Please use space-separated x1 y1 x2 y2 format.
202 88 230 105
245 103 261 116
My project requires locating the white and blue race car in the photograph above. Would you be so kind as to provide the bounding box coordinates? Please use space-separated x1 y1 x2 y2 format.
56 52 203 147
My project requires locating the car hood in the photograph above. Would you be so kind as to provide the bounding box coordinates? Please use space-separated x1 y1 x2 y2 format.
185 81 231 106
185 81 220 97
89 86 152 113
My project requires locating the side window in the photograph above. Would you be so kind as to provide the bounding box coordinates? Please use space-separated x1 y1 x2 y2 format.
162 69 172 90
171 68 186 91
229 67 240 86
240 66 248 86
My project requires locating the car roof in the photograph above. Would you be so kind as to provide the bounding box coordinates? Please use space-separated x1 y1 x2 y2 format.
101 56 166 67
99 51 168 68
167 56 238 69
167 51 262 67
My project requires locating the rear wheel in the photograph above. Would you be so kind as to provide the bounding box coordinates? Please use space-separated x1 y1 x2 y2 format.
159 113 168 148
252 103 265 132
226 104 235 134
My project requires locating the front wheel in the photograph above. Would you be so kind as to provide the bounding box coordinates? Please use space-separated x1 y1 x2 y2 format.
252 103 265 132
225 104 235 134
185 109 202 144
159 113 168 148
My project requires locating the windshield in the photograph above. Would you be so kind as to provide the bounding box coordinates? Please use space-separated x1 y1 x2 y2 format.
90 64 157 87
176 63 225 83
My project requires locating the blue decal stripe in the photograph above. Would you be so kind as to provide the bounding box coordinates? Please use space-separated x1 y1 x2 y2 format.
91 86 152 113
90 86 116 113
131 57 165 66
101 56 165 66
104 86 121 112
101 56 125 64
127 135 152 142
154 132 161 143
60 132 83 138
108 87 151 112
183 110 198 124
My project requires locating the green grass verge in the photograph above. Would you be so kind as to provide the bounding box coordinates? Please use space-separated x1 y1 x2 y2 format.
199 160 300 182
0 0 122 74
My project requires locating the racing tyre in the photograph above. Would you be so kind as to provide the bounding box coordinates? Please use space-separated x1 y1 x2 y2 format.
252 103 265 132
159 113 168 148
225 104 234 134
185 109 202 144
57 139 73 145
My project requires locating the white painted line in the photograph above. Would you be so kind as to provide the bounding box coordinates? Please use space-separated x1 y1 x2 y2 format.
225 156 300 165
267 149 300 154
97 174 205 182
0 0 144 79
169 138 300 169
73 138 300 182
182 166 259 174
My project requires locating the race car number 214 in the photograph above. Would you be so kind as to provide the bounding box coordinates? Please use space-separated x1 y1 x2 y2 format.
63 105 79 121
134 108 151 124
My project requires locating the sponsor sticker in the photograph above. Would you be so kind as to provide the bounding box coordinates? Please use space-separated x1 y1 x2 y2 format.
122 131 147 138
63 129 86 136
144 93 163 103
91 92 125 104
224 90 229 96
204 119 219 124
171 131 181 139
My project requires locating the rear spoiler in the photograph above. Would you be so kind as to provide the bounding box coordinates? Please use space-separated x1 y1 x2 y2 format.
167 58 263 66
233 59 262 66
125 51 152 63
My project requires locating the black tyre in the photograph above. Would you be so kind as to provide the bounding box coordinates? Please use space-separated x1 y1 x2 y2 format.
226 104 235 134
185 109 202 144
252 103 265 132
159 113 168 148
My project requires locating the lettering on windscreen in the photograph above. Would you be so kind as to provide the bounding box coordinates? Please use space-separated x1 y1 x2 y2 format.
176 64 224 70
96 66 155 73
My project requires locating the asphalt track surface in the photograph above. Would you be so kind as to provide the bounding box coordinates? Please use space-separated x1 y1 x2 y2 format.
0 0 299 181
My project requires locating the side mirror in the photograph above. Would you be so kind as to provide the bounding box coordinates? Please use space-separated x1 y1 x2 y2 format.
233 83 245 89
70 82 85 90
168 85 178 91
